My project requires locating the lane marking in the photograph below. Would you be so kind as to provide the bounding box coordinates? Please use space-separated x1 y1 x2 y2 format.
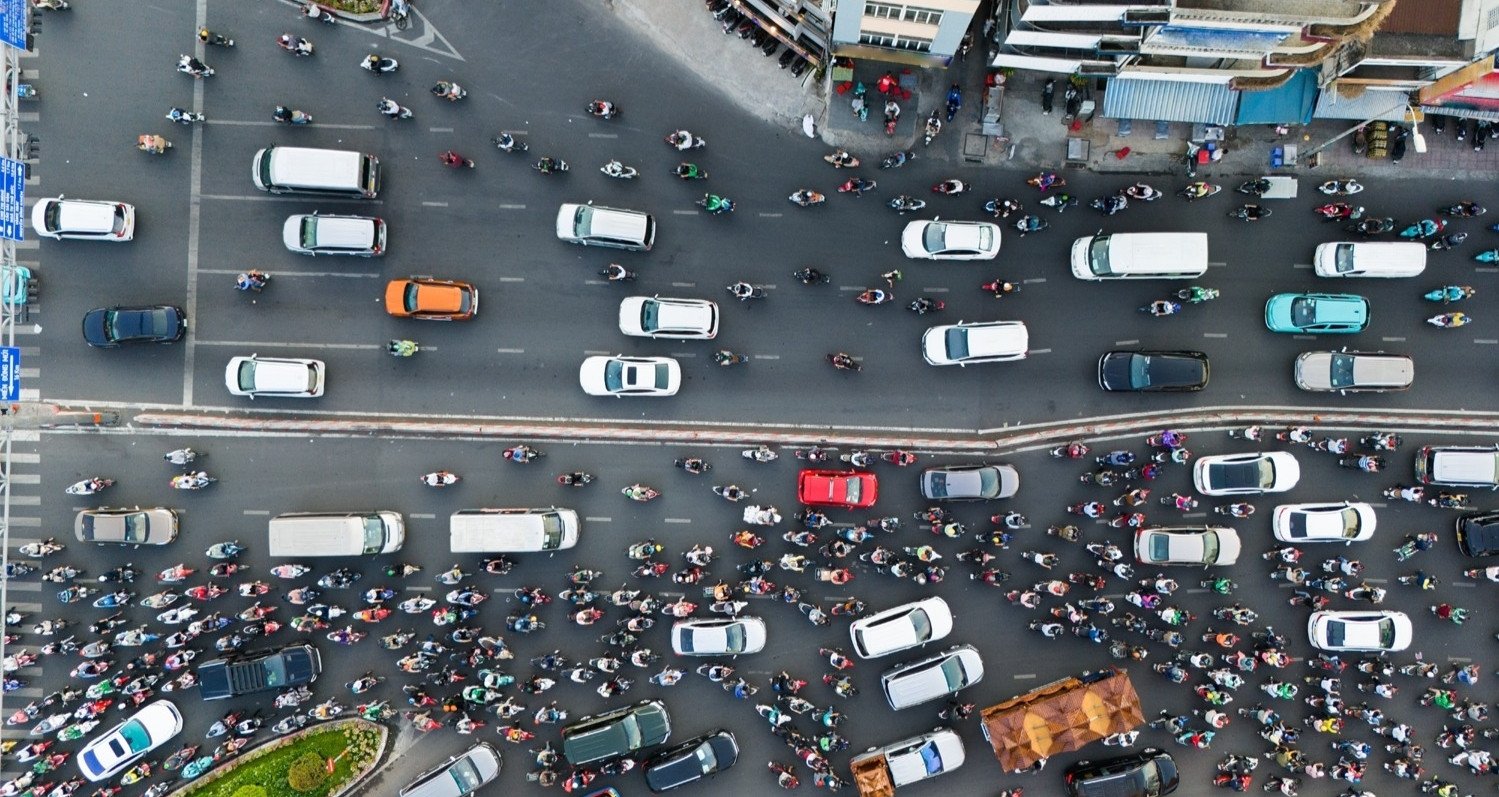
1475 339 1498 345
923 287 950 293
1292 335 1315 340
670 282 697 288
669 352 698 359
197 340 379 350
672 210 698 216
496 348 525 354
584 517 612 523
753 354 780 360
409 513 437 519
757 212 783 219
583 350 610 356
200 194 383 205
243 509 271 516
1115 339 1139 346
208 120 376 130
1030 348 1052 355
664 518 692 524
1022 277 1046 284
199 268 378 279
428 127 454 133
1292 263 1311 269
1013 673 1036 679
497 203 526 210
421 201 449 207
588 132 619 139
498 277 525 283
1203 333 1228 338
1381 337 1406 342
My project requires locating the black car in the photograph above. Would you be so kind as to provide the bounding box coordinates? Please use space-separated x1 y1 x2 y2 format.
197 644 321 700
1097 350 1209 392
82 305 186 347
1457 511 1499 557
643 730 738 793
1065 749 1179 797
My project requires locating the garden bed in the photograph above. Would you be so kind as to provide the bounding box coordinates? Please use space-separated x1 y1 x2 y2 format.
166 719 387 797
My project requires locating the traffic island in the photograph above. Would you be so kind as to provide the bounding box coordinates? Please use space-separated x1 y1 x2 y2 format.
165 718 388 797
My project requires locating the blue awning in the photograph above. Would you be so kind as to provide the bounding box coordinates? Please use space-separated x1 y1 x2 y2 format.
1102 78 1238 125
1236 69 1318 125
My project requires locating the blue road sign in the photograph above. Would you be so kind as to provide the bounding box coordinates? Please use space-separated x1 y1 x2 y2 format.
0 346 19 402
0 157 23 242
0 1 25 51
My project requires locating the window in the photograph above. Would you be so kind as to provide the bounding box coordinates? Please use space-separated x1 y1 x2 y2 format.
865 2 941 26
893 34 932 52
865 2 901 20
903 6 941 25
1488 6 1499 30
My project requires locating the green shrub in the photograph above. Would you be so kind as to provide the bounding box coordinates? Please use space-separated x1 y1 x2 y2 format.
230 788 267 797
286 753 329 792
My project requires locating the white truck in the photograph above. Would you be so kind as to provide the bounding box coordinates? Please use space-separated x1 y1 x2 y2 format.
849 728 965 796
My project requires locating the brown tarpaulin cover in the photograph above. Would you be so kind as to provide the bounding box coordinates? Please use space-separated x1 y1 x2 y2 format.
979 668 1144 772
852 754 895 797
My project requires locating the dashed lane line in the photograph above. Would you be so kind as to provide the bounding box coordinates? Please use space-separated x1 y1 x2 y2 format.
1476 339 1498 345
496 348 525 354
497 203 526 210
200 193 384 204
923 287 949 293
242 509 271 516
753 354 780 360
409 513 437 519
1030 348 1052 355
1203 333 1228 338
670 282 696 288
196 340 381 351
663 518 692 524
498 277 524 283
1115 339 1140 346
421 201 448 207
198 269 378 279
208 120 377 130
1382 337 1406 343
429 127 454 133
585 517 611 523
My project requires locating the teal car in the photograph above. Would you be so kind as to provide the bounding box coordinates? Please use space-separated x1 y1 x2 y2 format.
1264 293 1368 334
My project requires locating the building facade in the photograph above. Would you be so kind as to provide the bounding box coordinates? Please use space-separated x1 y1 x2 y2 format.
829 0 984 65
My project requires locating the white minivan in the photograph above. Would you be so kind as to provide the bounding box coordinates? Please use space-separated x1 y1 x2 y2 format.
1313 242 1426 278
449 508 579 553
268 511 405 556
880 645 984 710
1070 232 1208 280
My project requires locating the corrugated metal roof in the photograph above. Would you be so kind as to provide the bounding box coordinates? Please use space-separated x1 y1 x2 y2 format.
1102 77 1239 124
1421 105 1499 122
1314 87 1412 121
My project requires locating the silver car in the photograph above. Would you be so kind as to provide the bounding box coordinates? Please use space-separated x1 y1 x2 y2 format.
75 507 179 546
1293 350 1413 393
399 743 501 797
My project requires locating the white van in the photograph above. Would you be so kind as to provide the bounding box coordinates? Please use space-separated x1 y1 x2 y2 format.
1070 232 1209 280
252 146 380 199
450 508 580 553
268 511 405 557
282 213 386 256
1313 242 1426 278
880 645 984 710
555 202 655 251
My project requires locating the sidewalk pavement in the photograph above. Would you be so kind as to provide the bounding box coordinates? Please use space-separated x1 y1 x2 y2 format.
605 0 1495 182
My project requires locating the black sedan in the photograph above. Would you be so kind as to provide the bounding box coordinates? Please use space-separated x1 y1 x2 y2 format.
1097 350 1209 392
643 730 738 792
82 305 186 347
1457 511 1499 557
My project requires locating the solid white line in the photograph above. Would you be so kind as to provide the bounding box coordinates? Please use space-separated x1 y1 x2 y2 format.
183 0 209 408
198 269 378 279
421 201 449 207
200 194 384 205
196 340 378 350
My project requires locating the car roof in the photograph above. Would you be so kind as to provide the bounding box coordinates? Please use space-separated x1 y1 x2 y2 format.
53 198 116 232
961 322 1027 357
239 357 315 392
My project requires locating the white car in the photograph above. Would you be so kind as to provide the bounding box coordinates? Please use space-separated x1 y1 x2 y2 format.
579 355 680 397
618 296 719 339
1273 502 1376 543
900 220 1001 260
1307 610 1412 653
78 700 183 781
850 728 965 789
1193 451 1300 496
849 596 953 659
671 617 767 656
922 321 1028 366
281 213 386 256
1133 526 1241 566
224 355 326 398
31 196 135 241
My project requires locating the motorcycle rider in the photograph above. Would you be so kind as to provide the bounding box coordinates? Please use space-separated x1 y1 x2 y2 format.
377 98 405 118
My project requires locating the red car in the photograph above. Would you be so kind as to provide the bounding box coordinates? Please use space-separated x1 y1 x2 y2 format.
797 469 878 509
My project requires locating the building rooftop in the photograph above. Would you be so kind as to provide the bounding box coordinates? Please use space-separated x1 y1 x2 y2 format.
1175 0 1372 19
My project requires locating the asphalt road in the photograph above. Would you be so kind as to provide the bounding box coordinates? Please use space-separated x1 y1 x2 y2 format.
25 0 1499 430
5 429 1492 797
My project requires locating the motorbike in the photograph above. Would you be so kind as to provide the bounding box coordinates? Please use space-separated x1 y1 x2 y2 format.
1476 250 1499 263
1050 442 1089 459
176 56 213 78
922 112 942 146
1091 195 1128 215
206 541 244 560
276 34 315 56
170 471 216 490
1142 300 1182 317
137 135 172 154
585 100 620 119
699 194 735 214
880 150 914 169
931 179 966 196
360 55 399 73
601 161 638 179
838 178 876 196
985 198 1023 218
599 264 637 282
789 190 825 207
827 352 861 372
1037 193 1078 212
1314 202 1363 220
165 108 204 125
304 2 336 23
945 83 962 121
164 448 199 466
1318 179 1364 195
1425 285 1475 302
1338 455 1383 472
1441 202 1487 217
712 350 747 366
1360 432 1402 451
115 628 158 647
96 565 138 583
1347 216 1394 236
270 564 309 580
441 150 476 169
557 472 594 486
199 28 234 46
907 298 944 314
1026 172 1065 192
666 130 706 150
822 150 859 168
2 561 34 578
377 98 413 120
1237 179 1271 196
742 446 777 462
1014 215 1048 236
1428 312 1471 328
981 279 1020 298
1175 286 1220 303
387 339 419 358
42 566 81 583
64 477 113 496
1178 182 1222 201
888 195 926 214
856 289 893 306
56 586 96 604
420 471 459 487
1400 218 1445 239
431 81 467 101
19 539 63 557
502 445 542 463
1228 205 1270 221
622 484 660 502
1431 232 1468 251
491 132 527 153
140 591 177 610
1124 183 1162 201
726 282 764 301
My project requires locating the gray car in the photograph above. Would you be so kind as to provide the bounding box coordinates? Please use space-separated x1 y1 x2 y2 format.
1293 350 1413 393
74 507 179 546
399 743 501 797
920 464 1019 501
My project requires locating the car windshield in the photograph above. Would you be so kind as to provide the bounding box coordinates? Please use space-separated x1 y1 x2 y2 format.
922 224 946 253
42 203 60 231
1290 298 1316 327
118 719 151 753
975 468 999 496
1086 235 1113 276
621 714 643 749
943 328 969 360
1212 460 1272 490
938 656 968 690
235 360 258 392
639 300 662 333
540 515 563 551
1200 532 1220 563
447 758 482 791
652 363 671 389
1332 243 1356 274
909 609 932 642
918 740 943 775
121 513 148 544
1327 353 1355 388
843 477 861 504
1138 761 1163 792
260 655 288 687
299 216 318 249
723 624 746 652
402 283 422 313
362 517 386 555
1148 534 1169 561
1326 620 1346 647
1376 619 1395 648
603 360 625 391
694 742 719 773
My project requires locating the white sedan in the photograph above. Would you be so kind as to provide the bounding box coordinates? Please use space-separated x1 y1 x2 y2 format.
1193 451 1300 496
79 700 183 781
1133 526 1241 566
900 220 1001 260
671 617 767 656
921 321 1028 366
1307 610 1412 653
1273 502 1376 543
579 355 680 397
31 196 135 241
849 596 953 659
224 355 326 399
618 296 719 339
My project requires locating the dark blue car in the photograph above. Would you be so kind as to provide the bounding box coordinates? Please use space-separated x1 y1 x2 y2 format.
82 305 186 347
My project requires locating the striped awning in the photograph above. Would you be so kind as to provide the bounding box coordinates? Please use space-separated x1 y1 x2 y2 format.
1102 77 1238 125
